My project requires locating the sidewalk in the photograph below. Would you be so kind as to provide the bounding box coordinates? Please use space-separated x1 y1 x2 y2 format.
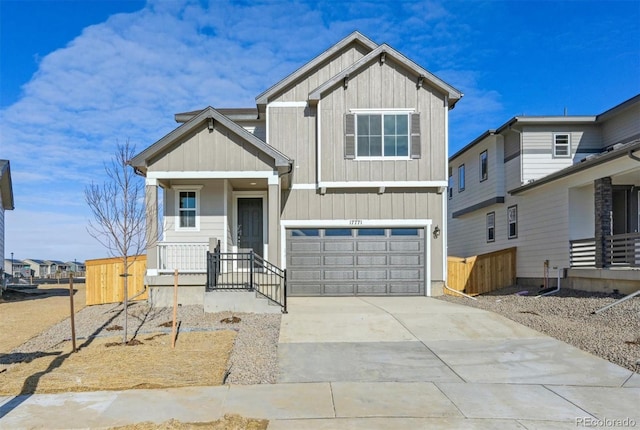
1 379 639 429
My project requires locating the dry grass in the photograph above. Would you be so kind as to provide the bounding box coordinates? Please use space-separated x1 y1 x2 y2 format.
108 415 268 430
0 330 235 395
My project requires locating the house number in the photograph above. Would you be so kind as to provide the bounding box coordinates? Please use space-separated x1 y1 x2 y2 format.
349 219 362 225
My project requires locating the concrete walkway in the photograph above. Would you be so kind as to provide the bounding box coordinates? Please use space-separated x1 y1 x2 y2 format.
1 297 638 429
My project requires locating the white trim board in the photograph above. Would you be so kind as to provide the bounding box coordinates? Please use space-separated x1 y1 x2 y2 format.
148 171 278 180
280 218 432 296
318 181 448 189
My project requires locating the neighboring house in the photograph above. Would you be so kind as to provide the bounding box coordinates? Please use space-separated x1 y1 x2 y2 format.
130 31 462 305
23 259 53 278
0 160 14 279
448 94 640 293
67 261 86 275
4 259 29 278
46 260 70 276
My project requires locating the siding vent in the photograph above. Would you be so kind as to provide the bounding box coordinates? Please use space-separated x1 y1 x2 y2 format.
410 113 421 159
345 113 356 159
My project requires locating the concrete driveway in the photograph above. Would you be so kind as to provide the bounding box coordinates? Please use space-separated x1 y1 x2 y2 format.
275 296 639 428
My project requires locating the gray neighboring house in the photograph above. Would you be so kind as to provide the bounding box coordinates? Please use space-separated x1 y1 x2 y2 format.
130 31 463 304
23 259 52 278
448 94 640 293
0 160 14 280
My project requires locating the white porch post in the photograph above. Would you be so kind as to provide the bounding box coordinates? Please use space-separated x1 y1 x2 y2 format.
268 173 280 266
145 178 159 275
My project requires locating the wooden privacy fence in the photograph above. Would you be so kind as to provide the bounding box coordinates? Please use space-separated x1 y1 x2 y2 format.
447 247 516 296
85 255 148 305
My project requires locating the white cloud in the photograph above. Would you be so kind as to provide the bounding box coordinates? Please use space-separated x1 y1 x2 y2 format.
1 0 509 261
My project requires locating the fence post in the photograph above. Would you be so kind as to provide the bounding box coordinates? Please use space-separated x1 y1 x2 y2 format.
283 269 287 314
249 250 254 290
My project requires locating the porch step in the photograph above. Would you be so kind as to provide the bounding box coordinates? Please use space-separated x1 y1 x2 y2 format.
203 290 282 314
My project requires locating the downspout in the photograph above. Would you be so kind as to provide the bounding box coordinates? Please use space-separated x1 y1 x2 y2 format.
444 283 478 300
537 266 561 297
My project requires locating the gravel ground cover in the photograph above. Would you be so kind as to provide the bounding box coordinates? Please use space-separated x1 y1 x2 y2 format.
3 302 281 385
437 286 640 372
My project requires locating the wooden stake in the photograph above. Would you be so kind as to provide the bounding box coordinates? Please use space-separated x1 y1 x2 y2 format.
171 269 178 348
69 274 77 352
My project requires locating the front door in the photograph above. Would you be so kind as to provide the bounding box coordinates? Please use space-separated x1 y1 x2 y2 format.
237 198 264 257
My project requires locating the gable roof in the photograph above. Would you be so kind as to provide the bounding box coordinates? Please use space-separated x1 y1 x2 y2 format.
0 160 14 210
130 107 292 172
308 44 463 108
255 31 378 106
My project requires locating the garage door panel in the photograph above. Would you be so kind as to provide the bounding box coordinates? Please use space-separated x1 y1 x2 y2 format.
390 269 422 280
290 270 321 280
357 284 388 294
290 242 321 252
357 241 388 251
290 256 321 266
324 255 354 265
390 283 421 294
357 270 388 280
324 284 355 295
357 255 387 265
324 270 354 280
390 241 421 252
389 255 421 265
287 227 426 296
324 242 354 252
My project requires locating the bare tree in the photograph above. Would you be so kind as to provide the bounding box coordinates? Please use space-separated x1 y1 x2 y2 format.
85 141 151 343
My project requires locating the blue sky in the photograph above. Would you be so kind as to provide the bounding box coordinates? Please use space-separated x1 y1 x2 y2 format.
1 0 639 262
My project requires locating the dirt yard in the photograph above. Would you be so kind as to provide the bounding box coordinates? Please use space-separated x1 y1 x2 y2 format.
0 282 86 352
108 415 268 430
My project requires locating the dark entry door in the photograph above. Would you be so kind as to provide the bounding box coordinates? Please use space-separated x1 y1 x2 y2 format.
237 198 263 257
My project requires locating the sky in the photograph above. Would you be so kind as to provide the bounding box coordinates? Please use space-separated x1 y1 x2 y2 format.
1 0 639 262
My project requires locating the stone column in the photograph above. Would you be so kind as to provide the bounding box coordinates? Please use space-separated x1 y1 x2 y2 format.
594 177 612 268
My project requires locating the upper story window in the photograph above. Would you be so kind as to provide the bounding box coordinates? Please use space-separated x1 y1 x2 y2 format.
458 164 465 192
345 111 421 160
448 167 453 200
553 133 571 158
174 186 202 231
480 150 488 182
508 205 518 239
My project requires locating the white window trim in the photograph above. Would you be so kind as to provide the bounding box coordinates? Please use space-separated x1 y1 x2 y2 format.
458 164 465 192
486 212 495 243
508 205 518 239
479 150 488 182
553 133 571 158
173 185 203 232
351 110 414 160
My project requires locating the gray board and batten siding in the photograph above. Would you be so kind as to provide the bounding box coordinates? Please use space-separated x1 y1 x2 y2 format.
286 227 426 296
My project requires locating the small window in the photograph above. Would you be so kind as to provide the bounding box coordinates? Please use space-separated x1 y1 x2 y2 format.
390 228 419 236
291 229 320 237
508 205 518 239
480 150 488 182
553 133 570 157
486 212 495 242
448 167 453 200
357 228 386 236
458 164 465 192
178 191 197 229
325 229 352 236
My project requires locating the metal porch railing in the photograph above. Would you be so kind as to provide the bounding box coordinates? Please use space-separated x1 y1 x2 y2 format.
207 241 287 313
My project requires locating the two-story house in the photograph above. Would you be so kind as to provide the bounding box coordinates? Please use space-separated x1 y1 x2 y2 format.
130 32 462 308
448 94 640 294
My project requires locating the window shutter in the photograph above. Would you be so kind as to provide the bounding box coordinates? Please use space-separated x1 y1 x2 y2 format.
410 113 421 159
344 113 355 159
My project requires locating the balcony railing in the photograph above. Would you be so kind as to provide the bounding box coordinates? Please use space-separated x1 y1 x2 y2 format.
157 242 209 273
569 237 596 267
605 232 640 267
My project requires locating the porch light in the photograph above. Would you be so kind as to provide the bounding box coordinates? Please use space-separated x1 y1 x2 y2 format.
250 182 257 186
433 225 440 239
